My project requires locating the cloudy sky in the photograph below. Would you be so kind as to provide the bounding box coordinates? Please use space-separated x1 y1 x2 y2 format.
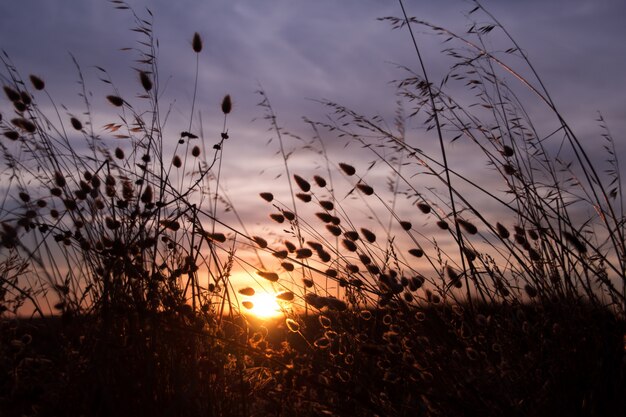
2 0 626 299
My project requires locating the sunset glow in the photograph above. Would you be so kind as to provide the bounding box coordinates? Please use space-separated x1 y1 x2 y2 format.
245 292 282 319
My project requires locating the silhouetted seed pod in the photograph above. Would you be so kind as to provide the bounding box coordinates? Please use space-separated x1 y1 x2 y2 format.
13 101 26 112
259 192 273 202
191 146 200 157
359 254 371 265
326 225 341 236
282 262 295 271
524 284 538 298
563 231 587 254
502 145 514 157
242 301 253 310
293 174 311 192
221 94 232 114
252 236 268 248
417 202 431 214
18 192 30 202
257 271 279 282
284 240 296 252
346 264 359 274
270 213 284 223
302 278 314 287
463 248 477 262
115 147 124 159
272 250 288 259
360 228 376 243
106 95 124 107
313 175 327 187
206 233 226 243
503 164 516 175
367 264 380 274
192 32 203 53
342 239 357 252
344 230 359 241
316 212 333 223
54 172 66 188
277 291 294 301
400 221 412 231
3 130 19 140
29 75 45 90
307 241 323 251
296 193 311 203
140 185 153 204
325 269 337 278
283 210 295 221
528 248 541 262
457 219 477 235
436 220 449 230
528 229 539 241
338 163 356 176
496 222 510 239
319 200 334 210
70 117 83 131
20 91 31 105
356 183 374 195
64 199 77 211
3 86 20 102
295 248 312 259
317 249 331 263
239 287 255 296
408 248 423 258
446 265 459 281
139 71 152 91
11 118 36 133
172 155 182 168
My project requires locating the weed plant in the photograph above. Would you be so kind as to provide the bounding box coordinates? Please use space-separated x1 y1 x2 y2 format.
1 1 624 416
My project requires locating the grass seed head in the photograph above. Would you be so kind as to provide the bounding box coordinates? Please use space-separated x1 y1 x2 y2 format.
221 94 232 114
257 271 279 282
252 236 268 248
139 70 152 91
293 174 311 192
239 287 255 296
29 75 45 90
70 117 83 131
3 86 20 102
296 193 311 202
106 95 124 107
339 162 356 176
319 200 334 210
192 32 203 53
496 222 510 239
356 183 374 195
313 175 327 187
270 213 284 223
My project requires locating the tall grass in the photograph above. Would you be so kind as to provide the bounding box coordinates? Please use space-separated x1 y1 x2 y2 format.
1 1 624 416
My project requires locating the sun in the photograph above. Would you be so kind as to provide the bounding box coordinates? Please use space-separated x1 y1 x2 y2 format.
246 292 282 319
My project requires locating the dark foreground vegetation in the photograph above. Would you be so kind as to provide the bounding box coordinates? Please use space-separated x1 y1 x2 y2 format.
1 1 625 416
1 302 625 416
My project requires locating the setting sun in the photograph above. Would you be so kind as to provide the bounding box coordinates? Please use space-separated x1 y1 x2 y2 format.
245 292 282 319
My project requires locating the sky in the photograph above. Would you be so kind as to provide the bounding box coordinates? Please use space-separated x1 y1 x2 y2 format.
2 0 626 302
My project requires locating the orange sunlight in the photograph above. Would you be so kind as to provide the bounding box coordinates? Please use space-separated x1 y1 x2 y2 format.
244 292 283 319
